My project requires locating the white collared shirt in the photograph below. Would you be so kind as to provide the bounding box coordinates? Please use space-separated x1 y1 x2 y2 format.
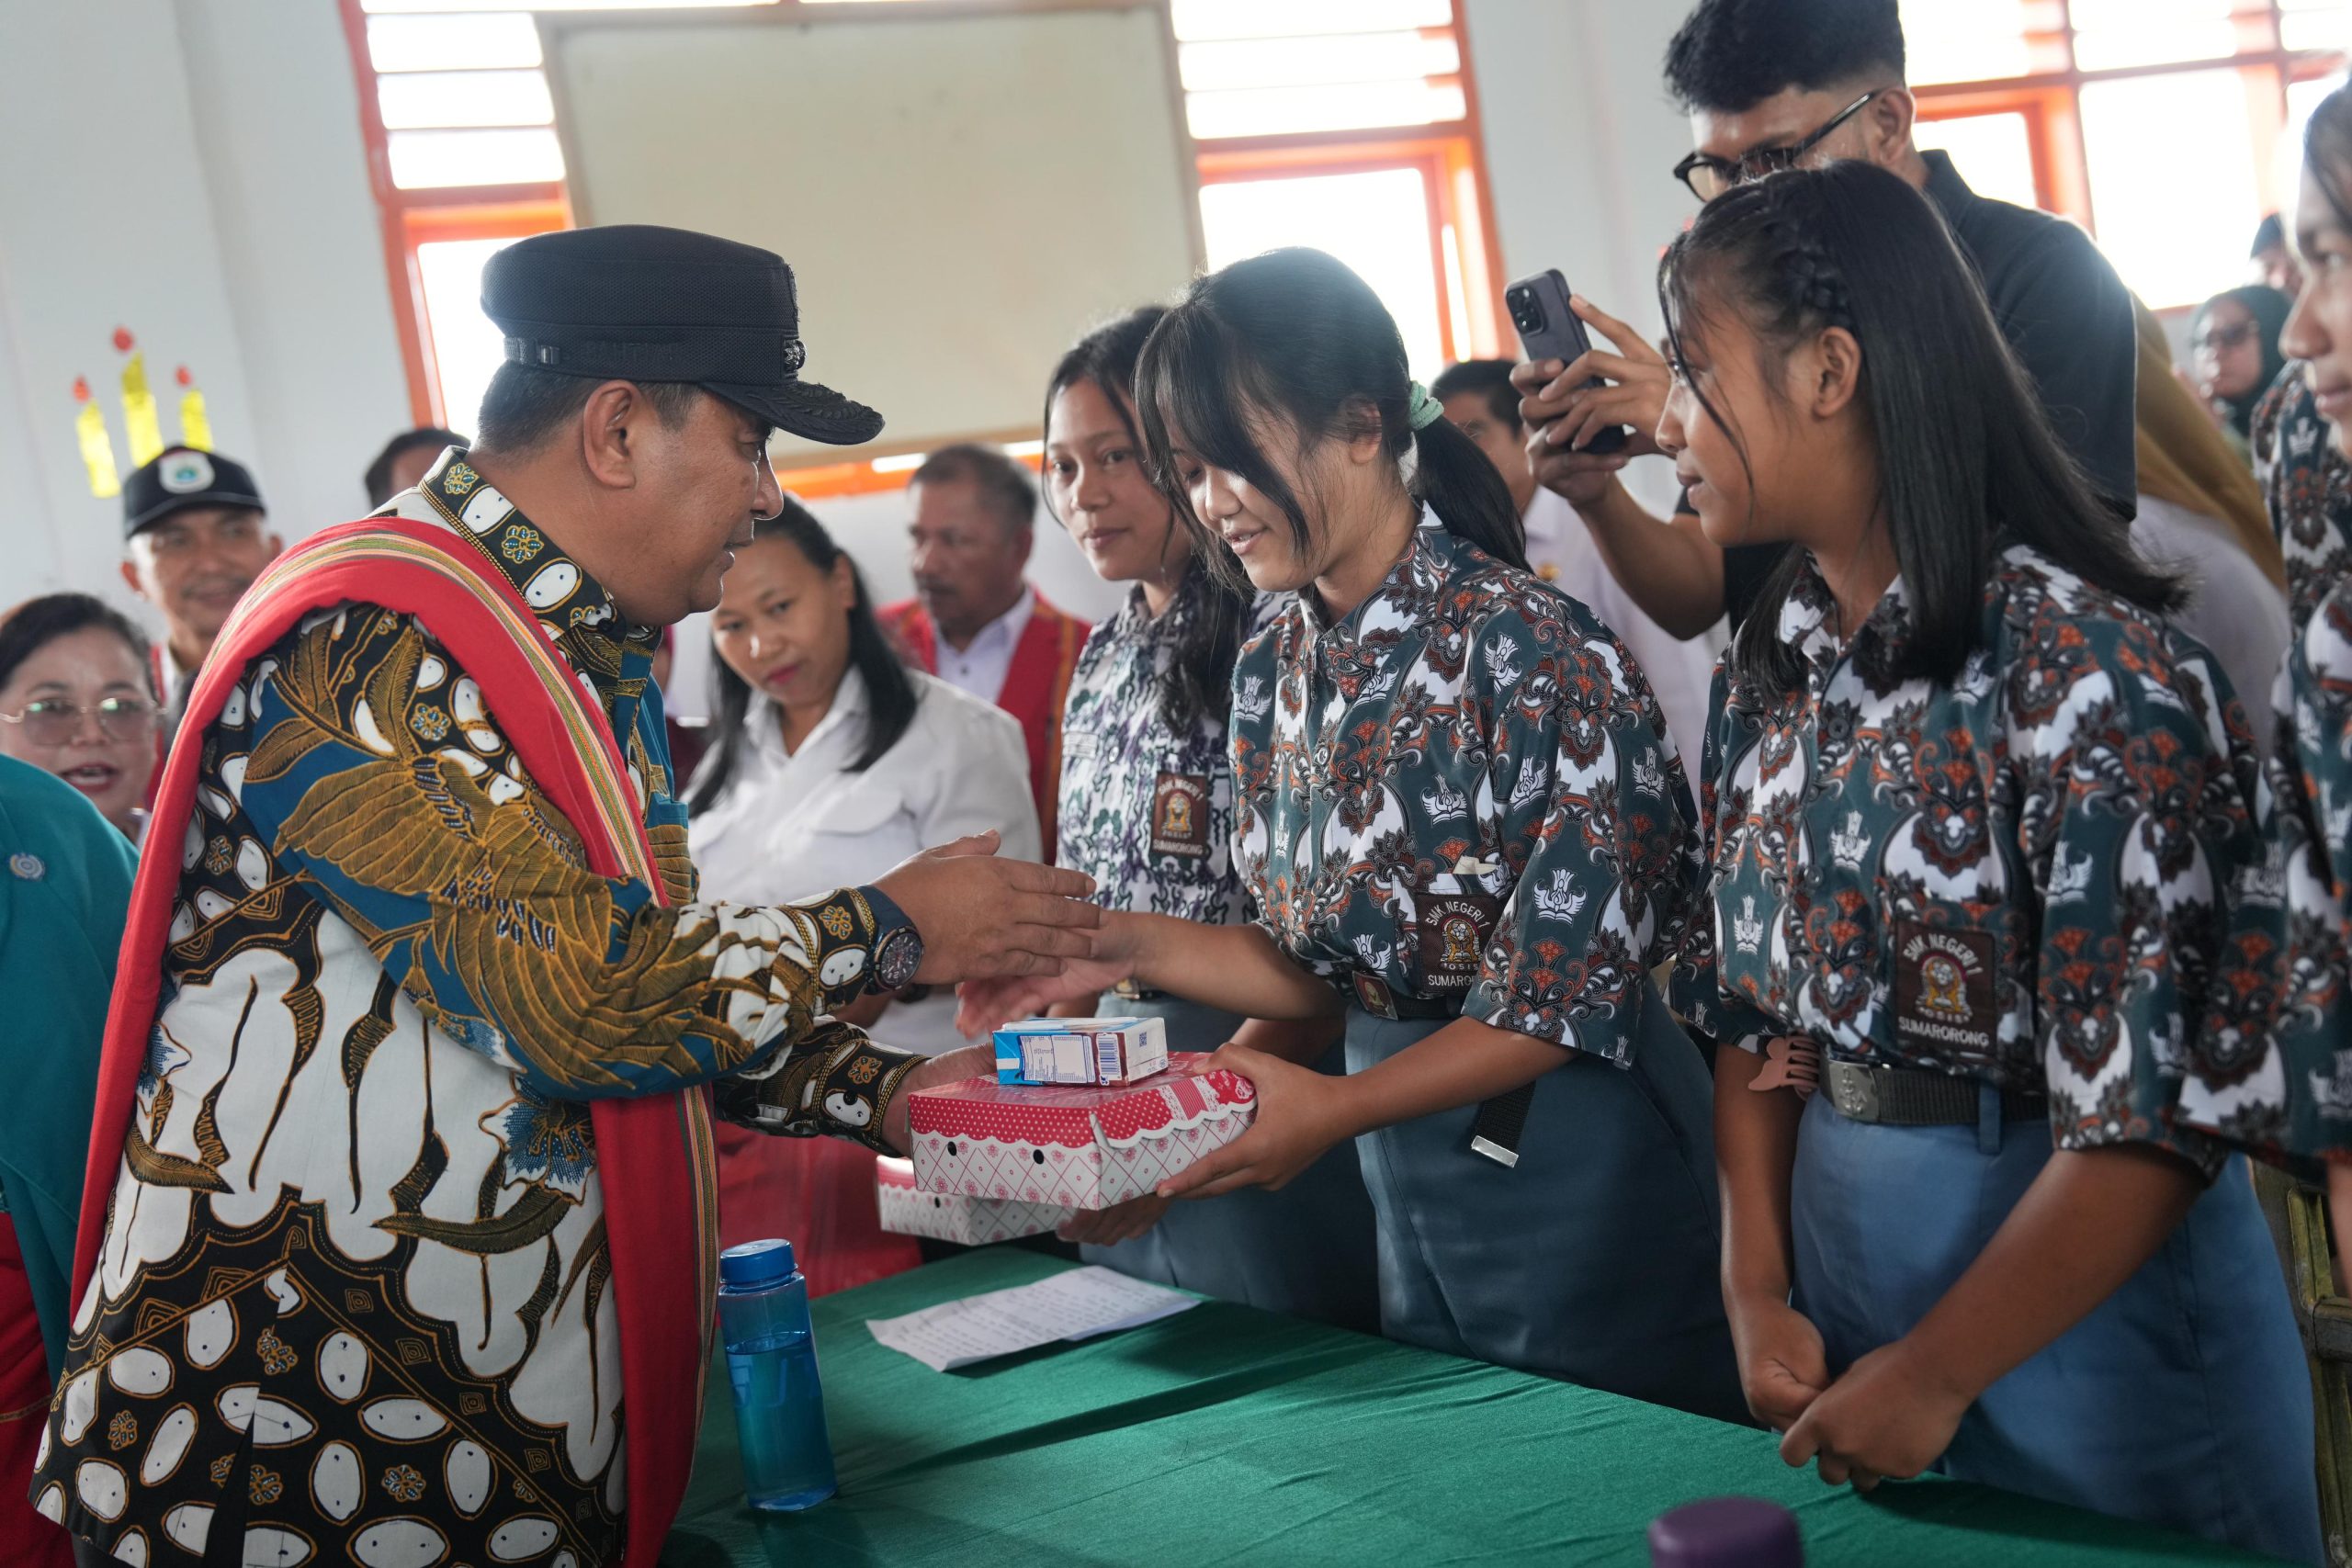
1520 486 1725 773
932 585 1035 704
686 668 1038 1052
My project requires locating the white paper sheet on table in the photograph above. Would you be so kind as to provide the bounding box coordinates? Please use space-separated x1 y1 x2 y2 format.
865 1266 1199 1371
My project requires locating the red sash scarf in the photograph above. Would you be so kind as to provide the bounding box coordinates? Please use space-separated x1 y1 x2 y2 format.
74 518 715 1564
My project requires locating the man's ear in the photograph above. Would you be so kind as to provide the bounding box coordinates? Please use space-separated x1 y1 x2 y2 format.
579 381 647 489
119 556 147 601
1866 86 1917 166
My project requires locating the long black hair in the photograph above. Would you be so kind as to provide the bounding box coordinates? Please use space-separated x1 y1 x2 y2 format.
0 593 156 699
685 495 918 811
1658 161 2181 698
1046 307 1249 732
2192 285 2291 442
1135 247 1526 587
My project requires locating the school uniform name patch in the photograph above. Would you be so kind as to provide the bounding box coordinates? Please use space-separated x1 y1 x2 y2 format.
1418 890 1500 991
1891 919 1996 1055
1150 771 1210 859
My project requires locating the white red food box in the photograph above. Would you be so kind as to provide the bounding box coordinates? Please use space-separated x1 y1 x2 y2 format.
993 1015 1170 1086
874 1157 1071 1246
909 1053 1257 1209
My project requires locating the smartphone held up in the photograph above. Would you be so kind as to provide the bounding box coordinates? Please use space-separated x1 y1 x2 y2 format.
1506 270 1629 457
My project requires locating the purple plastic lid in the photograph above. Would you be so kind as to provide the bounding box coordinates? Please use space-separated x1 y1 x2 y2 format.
1648 1497 1804 1568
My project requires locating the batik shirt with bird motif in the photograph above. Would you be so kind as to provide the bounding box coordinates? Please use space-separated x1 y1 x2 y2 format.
1671 545 2259 1174
1228 514 1701 1059
2181 570 2352 1162
2254 369 2352 632
1057 572 1282 927
31 453 921 1568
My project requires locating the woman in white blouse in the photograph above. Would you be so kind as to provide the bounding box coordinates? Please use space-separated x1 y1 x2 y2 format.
687 496 1039 1288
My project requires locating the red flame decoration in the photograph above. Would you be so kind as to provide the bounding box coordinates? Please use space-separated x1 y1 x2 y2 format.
175 366 192 387
73 377 89 402
111 327 134 355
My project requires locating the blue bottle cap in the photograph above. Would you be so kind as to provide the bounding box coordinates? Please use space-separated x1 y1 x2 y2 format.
718 1238 797 1292
1647 1497 1803 1567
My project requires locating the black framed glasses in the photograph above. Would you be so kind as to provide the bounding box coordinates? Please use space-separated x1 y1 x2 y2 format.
0 695 162 747
1672 91 1882 202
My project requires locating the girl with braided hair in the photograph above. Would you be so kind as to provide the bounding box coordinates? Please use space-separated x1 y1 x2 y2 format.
964 247 1743 1419
1665 160 2318 1561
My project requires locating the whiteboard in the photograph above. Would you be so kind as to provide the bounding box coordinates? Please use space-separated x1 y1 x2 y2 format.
543 6 1201 464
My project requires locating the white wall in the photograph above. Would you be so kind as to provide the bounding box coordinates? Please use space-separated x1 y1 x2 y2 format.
0 0 409 616
1463 0 1700 515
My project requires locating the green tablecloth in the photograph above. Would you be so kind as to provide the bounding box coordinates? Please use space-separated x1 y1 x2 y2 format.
664 1251 2279 1567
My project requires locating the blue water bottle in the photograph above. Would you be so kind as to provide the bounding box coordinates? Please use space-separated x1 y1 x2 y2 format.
718 1238 838 1511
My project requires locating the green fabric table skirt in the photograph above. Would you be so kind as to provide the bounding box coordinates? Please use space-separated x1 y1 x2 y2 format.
663 1251 2288 1567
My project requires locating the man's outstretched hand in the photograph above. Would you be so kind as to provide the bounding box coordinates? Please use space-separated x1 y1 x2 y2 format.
874 831 1100 984
879 1044 995 1156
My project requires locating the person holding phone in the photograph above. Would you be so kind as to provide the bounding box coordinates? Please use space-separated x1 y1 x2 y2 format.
1664 162 2317 1562
1038 308 1379 1329
1513 0 2138 640
965 247 1743 1422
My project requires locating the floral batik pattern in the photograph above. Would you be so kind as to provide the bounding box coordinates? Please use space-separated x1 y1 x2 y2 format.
1229 514 1701 1062
1671 545 2260 1173
2181 572 2352 1163
2254 369 2352 632
1057 573 1282 925
32 452 921 1568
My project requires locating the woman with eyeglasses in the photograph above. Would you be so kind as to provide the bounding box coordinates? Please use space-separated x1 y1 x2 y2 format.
1665 161 2318 1562
0 593 163 840
2190 284 2291 449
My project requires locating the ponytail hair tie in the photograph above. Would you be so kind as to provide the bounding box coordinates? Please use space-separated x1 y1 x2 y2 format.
1407 379 1446 431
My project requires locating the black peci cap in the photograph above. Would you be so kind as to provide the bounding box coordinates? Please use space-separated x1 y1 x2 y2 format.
123 446 266 540
480 224 884 446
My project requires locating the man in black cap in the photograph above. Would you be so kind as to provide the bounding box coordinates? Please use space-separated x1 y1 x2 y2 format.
362 424 465 508
35 226 1097 1568
117 445 281 722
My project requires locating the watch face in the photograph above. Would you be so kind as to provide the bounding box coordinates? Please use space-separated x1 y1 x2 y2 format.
876 926 924 990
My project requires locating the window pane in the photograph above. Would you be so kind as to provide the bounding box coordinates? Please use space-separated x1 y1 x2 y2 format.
1172 0 1451 43
1188 80 1465 140
379 69 553 130
1899 0 2033 84
367 13 541 73
387 127 564 188
1199 168 1447 378
2280 1 2352 51
1915 113 2041 212
2069 0 2237 72
2080 70 2260 307
416 235 526 436
1180 31 1458 94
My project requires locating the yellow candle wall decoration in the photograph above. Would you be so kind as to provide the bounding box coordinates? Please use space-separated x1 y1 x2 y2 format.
74 378 121 500
175 366 212 451
115 328 164 468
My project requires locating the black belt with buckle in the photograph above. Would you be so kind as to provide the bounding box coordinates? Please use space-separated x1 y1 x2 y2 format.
1821 1059 2047 1126
1345 972 1528 1169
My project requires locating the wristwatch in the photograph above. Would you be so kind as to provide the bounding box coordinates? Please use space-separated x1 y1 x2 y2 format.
873 920 925 992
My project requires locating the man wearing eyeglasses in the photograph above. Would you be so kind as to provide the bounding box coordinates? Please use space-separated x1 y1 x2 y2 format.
1513 0 2138 639
117 446 285 729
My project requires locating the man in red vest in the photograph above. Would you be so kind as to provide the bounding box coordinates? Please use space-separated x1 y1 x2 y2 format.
880 445 1089 860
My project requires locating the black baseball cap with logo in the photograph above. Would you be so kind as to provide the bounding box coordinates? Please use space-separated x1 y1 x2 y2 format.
122 446 267 541
480 224 885 446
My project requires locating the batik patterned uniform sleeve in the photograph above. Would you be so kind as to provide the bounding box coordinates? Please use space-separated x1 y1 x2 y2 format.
224 605 915 1136
1668 661 1778 1053
2185 581 2352 1162
1464 595 1702 1063
2022 613 2255 1177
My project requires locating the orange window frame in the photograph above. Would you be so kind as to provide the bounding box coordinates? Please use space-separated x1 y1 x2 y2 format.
1908 1 2345 238
339 0 569 428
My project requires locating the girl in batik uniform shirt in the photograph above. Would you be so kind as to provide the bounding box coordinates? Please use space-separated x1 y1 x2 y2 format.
1041 308 1378 1330
967 248 1742 1423
1663 163 2317 1563
2184 85 2352 1321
